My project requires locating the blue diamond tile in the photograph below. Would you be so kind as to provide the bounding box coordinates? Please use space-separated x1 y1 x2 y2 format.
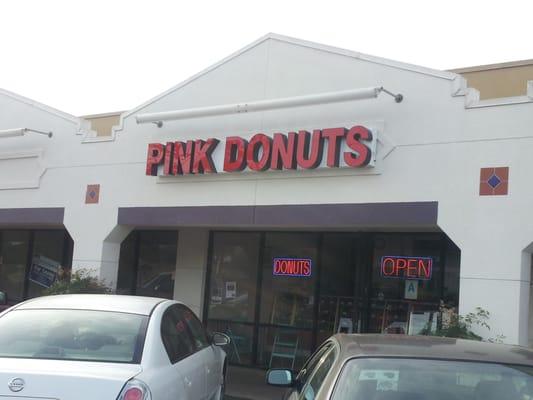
89 191 96 198
488 174 501 188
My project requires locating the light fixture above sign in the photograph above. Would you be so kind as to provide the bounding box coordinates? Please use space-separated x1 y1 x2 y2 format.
0 128 53 139
135 86 403 126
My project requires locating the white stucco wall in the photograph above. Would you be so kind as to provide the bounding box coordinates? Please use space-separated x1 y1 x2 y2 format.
1 34 533 344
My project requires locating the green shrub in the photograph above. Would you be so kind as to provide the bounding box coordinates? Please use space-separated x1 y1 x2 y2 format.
421 303 504 343
43 269 111 295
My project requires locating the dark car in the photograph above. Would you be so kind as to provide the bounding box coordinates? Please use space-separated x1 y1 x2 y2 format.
267 334 533 400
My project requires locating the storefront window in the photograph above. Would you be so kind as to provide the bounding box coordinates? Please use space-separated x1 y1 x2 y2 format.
208 232 260 322
116 232 137 295
136 231 177 299
0 230 72 304
0 231 30 302
204 231 460 368
117 231 178 299
256 233 319 369
27 230 70 299
317 234 363 344
259 233 318 328
368 234 454 335
207 320 254 365
257 326 314 369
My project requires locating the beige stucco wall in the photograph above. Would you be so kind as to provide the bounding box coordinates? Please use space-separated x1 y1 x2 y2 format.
82 112 122 136
451 61 533 100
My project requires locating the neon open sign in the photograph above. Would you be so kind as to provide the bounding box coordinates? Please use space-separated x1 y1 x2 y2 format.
273 258 312 277
380 256 433 280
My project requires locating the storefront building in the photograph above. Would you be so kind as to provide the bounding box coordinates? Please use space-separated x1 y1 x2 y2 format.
1 34 533 368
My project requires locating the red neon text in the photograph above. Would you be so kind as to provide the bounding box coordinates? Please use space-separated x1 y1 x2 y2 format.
380 256 433 280
273 258 312 277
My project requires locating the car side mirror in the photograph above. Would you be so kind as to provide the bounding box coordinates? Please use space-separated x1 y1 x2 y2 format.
266 369 295 387
0 291 7 305
211 332 230 346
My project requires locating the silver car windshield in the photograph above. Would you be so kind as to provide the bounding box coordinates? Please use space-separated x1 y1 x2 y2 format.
333 357 533 400
0 309 148 363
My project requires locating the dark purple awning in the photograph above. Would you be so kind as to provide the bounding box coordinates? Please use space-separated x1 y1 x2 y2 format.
118 202 438 228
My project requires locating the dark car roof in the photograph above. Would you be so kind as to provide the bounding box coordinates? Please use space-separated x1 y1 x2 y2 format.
334 334 533 366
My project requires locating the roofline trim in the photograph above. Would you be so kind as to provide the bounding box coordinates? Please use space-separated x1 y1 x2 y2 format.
81 111 125 119
0 88 93 137
267 33 458 81
450 58 533 73
0 88 82 127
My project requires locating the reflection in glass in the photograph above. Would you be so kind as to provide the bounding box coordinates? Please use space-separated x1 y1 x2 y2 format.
260 233 318 329
0 231 30 302
135 231 178 299
257 326 313 370
27 231 70 299
207 320 254 365
368 234 459 334
208 233 260 322
333 358 533 400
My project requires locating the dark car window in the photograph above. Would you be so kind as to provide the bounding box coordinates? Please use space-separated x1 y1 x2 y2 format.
333 357 533 400
161 305 196 363
301 348 336 400
297 342 333 388
181 306 209 350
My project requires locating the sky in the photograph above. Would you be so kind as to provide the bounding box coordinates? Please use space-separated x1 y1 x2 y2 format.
1 0 532 116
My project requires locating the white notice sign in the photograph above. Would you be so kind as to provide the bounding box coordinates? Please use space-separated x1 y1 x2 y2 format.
404 280 418 300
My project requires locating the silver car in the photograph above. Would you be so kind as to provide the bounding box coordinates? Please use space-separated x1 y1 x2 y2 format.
0 294 229 400
267 334 533 400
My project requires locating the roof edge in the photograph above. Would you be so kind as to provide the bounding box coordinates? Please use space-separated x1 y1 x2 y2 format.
450 58 533 74
267 33 458 81
0 88 82 127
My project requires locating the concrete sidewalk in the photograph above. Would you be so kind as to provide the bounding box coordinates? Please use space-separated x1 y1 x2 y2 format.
226 365 286 400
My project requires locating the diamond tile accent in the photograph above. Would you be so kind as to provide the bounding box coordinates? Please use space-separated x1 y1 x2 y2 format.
487 174 501 189
85 184 100 204
480 167 509 196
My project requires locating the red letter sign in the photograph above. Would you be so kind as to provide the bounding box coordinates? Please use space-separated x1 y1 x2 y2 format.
322 127 346 168
270 132 297 170
173 141 195 175
296 130 323 169
224 136 248 172
192 139 219 174
380 256 433 280
247 134 272 171
344 125 373 167
273 258 312 277
146 143 164 176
